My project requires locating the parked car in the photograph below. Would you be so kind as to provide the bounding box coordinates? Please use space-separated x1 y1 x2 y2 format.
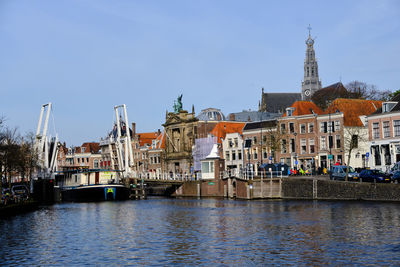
359 169 391 183
11 185 29 200
330 166 359 181
391 170 400 184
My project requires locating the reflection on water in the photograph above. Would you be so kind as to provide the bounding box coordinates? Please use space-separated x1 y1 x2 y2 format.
1 199 400 265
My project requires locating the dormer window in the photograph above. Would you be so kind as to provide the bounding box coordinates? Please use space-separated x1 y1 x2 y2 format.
81 147 86 153
286 107 295 117
382 102 397 113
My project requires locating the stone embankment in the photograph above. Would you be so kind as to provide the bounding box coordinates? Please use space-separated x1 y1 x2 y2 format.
173 177 400 201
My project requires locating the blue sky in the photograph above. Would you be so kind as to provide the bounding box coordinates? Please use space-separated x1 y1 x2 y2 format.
1 0 399 146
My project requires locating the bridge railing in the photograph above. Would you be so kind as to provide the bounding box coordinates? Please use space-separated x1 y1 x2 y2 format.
135 172 201 181
222 169 287 180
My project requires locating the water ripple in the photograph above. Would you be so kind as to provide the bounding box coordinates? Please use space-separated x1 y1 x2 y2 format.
1 199 400 265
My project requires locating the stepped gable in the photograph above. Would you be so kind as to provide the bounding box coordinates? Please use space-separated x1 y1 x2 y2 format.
260 92 302 113
210 122 246 144
282 101 324 117
325 98 382 126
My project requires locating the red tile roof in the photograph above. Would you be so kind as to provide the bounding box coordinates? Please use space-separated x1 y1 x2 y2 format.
325 98 382 126
137 132 158 147
210 122 246 143
75 142 100 153
282 101 324 117
150 131 165 149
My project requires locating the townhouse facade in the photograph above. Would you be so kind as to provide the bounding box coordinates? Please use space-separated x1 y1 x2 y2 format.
367 95 400 171
277 101 323 171
242 120 279 175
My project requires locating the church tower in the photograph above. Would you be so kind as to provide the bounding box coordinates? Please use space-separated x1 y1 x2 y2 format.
301 25 321 100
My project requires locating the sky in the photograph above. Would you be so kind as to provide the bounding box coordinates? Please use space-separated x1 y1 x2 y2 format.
1 0 399 146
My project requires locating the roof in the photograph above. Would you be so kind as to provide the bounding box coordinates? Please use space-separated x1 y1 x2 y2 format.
260 92 302 113
321 82 347 92
75 142 100 153
325 98 382 126
228 110 281 122
243 120 278 131
311 82 349 109
197 108 225 121
282 101 324 117
149 131 165 150
137 132 158 147
371 93 400 115
210 122 246 143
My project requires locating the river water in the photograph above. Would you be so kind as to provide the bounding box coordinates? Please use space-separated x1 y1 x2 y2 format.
1 198 400 266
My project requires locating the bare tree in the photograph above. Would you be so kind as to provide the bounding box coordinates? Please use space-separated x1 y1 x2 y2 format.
0 127 21 188
262 126 287 163
346 81 392 101
343 127 368 181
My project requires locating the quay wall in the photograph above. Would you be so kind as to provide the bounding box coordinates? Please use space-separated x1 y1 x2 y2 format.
174 177 400 201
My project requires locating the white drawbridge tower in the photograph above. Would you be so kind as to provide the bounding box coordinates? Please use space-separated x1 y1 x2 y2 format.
34 103 59 179
113 104 134 182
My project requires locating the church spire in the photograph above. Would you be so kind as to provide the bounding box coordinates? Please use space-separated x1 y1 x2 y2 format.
301 24 321 100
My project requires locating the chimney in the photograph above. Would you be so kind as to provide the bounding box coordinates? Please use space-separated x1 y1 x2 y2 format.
131 122 136 137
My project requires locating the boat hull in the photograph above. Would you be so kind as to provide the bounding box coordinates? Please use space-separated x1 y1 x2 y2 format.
61 185 129 202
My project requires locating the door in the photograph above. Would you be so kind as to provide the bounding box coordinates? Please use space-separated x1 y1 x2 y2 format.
95 172 99 184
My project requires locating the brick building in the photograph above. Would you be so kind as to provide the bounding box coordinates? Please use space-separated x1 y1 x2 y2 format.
366 95 399 171
277 101 323 171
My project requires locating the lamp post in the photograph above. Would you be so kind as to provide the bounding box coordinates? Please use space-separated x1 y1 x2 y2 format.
329 111 332 170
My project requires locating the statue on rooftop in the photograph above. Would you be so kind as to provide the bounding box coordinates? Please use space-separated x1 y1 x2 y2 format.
173 94 183 113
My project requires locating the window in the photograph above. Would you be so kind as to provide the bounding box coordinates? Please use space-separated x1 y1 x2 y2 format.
383 121 390 138
253 148 258 160
232 151 236 161
289 123 295 134
301 139 307 154
228 138 233 148
336 135 341 149
225 151 230 161
81 147 86 153
383 103 390 112
352 135 358 149
281 139 287 154
253 136 257 144
94 159 99 168
335 121 340 131
328 121 335 133
373 122 380 139
329 135 333 149
201 161 214 174
308 123 314 133
309 139 315 153
290 139 295 153
238 150 242 160
286 108 295 117
234 138 238 147
280 123 286 134
395 120 400 137
263 148 267 159
320 136 326 150
320 122 327 133
300 124 306 134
